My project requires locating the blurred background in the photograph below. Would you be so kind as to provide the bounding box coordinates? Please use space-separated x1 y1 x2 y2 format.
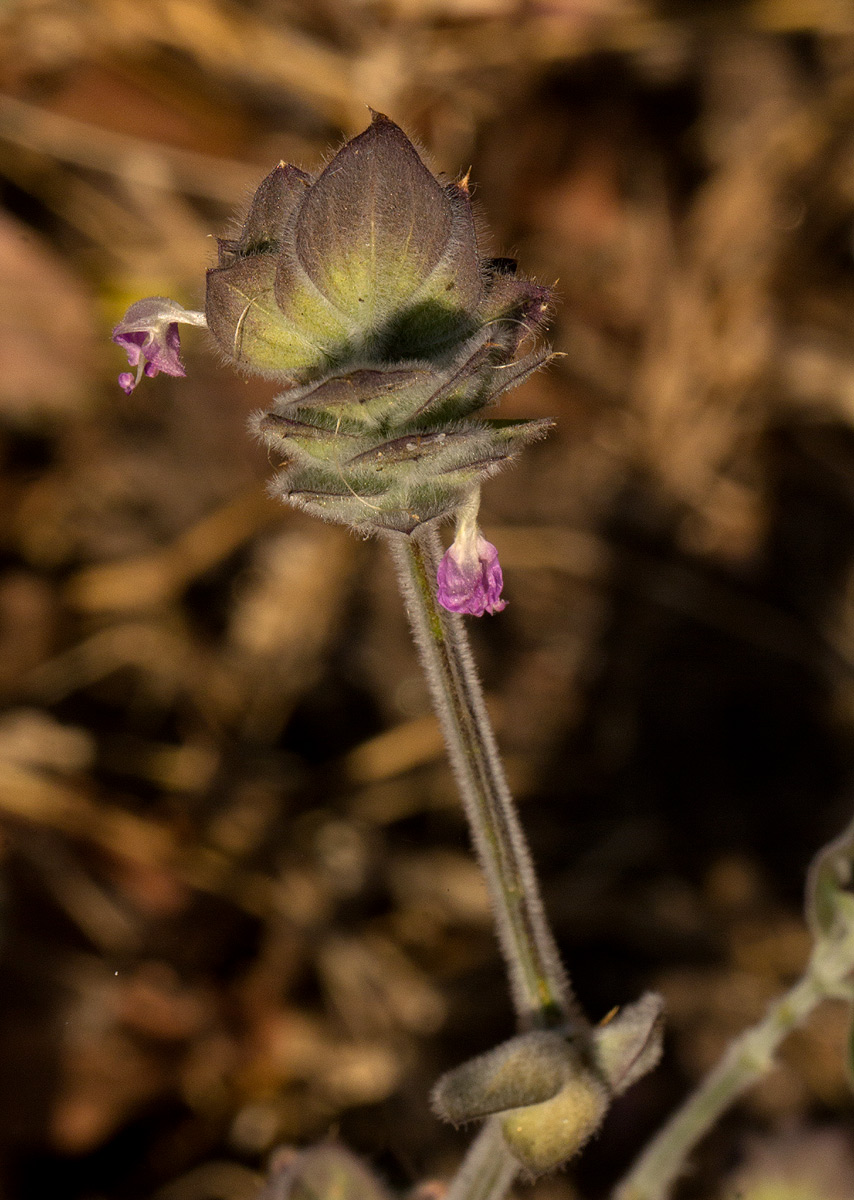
2 1 854 1198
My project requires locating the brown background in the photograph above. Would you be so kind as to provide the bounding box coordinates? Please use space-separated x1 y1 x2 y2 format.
0 1 853 1197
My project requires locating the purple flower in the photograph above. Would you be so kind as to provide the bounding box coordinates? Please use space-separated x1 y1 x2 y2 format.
437 529 506 617
112 297 206 394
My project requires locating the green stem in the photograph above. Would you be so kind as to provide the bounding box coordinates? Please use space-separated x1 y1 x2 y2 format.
445 1121 519 1200
387 528 572 1032
612 955 832 1200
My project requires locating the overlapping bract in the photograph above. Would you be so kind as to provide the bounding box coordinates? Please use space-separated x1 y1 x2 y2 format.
206 112 554 534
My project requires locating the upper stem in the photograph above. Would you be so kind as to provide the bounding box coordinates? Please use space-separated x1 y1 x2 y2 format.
387 527 572 1032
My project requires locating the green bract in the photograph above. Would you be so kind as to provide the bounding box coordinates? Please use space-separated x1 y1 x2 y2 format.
206 112 554 534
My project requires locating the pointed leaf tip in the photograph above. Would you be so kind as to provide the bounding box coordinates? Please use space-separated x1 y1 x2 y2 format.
592 992 664 1095
293 114 453 327
240 162 311 255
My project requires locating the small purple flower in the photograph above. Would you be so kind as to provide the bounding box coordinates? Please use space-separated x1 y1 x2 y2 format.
112 297 206 394
437 529 506 617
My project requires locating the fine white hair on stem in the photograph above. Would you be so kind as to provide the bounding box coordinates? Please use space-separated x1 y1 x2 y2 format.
385 525 574 1031
445 1121 519 1200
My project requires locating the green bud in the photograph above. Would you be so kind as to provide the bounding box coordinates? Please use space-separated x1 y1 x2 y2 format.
806 817 854 943
116 115 554 534
432 1029 609 1176
432 998 665 1176
500 1071 610 1176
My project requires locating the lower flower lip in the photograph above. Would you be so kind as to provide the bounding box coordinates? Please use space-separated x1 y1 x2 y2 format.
111 299 206 394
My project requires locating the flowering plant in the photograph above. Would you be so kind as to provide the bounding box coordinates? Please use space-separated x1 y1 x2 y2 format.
114 112 555 615
111 112 854 1200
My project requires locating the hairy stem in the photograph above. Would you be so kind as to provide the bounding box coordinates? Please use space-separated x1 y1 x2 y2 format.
444 1121 519 1200
612 950 836 1200
387 527 572 1031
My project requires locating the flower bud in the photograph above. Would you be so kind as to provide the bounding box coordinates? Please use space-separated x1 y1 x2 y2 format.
500 1070 610 1176
437 532 505 616
432 1029 609 1176
113 113 555 537
436 490 506 616
432 996 665 1176
807 816 854 945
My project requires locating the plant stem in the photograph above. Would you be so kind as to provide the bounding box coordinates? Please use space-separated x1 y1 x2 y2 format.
612 951 835 1200
387 527 572 1032
444 1121 519 1200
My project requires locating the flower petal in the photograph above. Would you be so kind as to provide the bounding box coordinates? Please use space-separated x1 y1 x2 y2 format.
112 297 206 393
437 534 506 616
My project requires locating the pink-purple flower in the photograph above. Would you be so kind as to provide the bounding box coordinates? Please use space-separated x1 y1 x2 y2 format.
437 528 506 617
112 298 206 395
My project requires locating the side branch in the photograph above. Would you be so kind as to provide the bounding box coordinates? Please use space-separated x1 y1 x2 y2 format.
613 946 843 1200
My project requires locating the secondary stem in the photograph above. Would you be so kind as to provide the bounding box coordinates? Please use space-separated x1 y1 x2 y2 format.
612 959 831 1200
387 527 572 1032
